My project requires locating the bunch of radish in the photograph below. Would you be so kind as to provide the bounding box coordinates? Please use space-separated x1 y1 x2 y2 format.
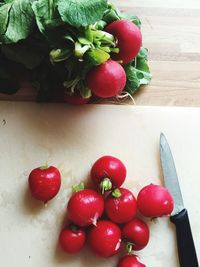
64 19 146 105
0 0 152 103
64 19 151 105
28 156 174 266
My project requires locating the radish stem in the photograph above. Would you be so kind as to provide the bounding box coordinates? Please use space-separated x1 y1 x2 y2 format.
100 178 112 194
112 188 122 198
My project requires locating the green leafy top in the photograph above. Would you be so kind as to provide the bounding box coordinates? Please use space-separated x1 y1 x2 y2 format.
0 0 35 44
57 0 108 27
123 47 152 95
32 0 63 34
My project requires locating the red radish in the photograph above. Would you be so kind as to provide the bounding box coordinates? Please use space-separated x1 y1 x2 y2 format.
117 255 146 267
59 225 86 254
122 218 150 251
105 188 137 224
64 93 91 105
67 189 104 227
137 184 174 217
91 155 126 193
88 220 121 257
86 60 126 98
28 165 61 203
105 20 142 64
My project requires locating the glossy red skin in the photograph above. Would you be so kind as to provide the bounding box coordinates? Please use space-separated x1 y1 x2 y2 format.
59 227 86 254
106 20 142 64
122 218 150 250
88 220 121 258
86 60 126 98
64 93 91 105
105 188 137 224
67 189 104 227
28 166 61 203
137 184 174 217
117 255 146 267
91 155 127 191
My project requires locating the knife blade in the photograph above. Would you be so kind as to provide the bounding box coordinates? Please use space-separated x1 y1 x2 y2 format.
160 133 199 267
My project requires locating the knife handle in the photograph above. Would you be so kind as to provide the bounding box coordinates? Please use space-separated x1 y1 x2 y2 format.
170 209 199 267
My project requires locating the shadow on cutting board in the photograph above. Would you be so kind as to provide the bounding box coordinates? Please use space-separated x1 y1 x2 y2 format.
23 186 45 214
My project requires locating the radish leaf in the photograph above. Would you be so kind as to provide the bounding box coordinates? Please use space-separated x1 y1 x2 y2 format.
124 47 152 94
32 0 63 34
86 48 110 65
0 0 35 43
1 42 45 69
57 0 108 27
121 14 141 28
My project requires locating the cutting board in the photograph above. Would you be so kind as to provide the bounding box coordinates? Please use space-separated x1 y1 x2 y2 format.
0 102 200 267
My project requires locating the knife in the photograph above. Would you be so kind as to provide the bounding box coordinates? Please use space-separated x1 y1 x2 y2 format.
159 133 199 267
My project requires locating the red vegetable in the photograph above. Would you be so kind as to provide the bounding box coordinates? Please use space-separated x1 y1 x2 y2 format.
59 225 86 254
86 60 126 98
122 218 150 251
67 189 104 227
117 255 146 267
105 188 137 224
28 165 61 203
64 93 91 105
91 155 126 193
105 20 142 64
137 184 174 217
88 220 121 258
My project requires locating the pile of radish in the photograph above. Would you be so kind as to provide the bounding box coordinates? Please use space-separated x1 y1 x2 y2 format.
28 155 174 266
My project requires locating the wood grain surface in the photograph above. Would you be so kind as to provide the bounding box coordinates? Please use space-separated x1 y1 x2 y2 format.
1 0 200 106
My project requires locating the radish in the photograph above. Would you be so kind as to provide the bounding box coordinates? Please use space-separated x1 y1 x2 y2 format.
67 189 104 226
122 218 150 251
117 255 146 267
86 59 126 98
137 184 174 217
91 155 127 193
88 220 121 258
28 165 61 203
105 188 137 224
59 225 86 254
105 20 142 64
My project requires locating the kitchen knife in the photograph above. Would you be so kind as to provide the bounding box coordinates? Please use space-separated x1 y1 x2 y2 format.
160 133 199 267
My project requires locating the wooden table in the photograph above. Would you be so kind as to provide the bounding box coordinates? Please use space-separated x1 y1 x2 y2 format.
1 0 200 106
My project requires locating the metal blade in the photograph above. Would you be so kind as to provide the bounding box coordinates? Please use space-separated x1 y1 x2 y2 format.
160 133 184 216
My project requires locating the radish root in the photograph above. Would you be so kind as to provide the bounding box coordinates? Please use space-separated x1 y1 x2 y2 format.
116 91 136 105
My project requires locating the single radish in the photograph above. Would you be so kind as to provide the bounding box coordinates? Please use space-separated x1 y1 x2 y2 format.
117 255 146 267
90 155 126 194
105 188 137 224
67 189 104 227
122 218 150 251
59 224 86 254
86 60 126 98
137 184 174 217
105 20 142 64
28 165 61 203
88 220 121 257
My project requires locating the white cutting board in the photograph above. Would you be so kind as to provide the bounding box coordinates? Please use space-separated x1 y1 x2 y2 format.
0 102 200 267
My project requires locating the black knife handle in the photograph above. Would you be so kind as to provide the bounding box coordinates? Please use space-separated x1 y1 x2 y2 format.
170 209 199 267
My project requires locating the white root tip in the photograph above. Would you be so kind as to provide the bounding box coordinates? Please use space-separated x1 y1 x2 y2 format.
91 212 99 226
116 92 136 105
